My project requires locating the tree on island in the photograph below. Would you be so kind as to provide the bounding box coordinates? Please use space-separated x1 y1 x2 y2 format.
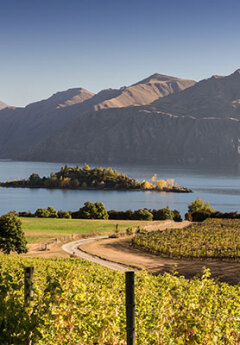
0 213 28 254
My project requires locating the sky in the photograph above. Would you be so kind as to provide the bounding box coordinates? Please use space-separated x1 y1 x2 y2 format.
1 0 240 106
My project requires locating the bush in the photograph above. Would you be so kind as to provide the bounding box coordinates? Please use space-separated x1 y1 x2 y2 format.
132 209 153 221
78 202 108 220
108 210 134 220
173 209 182 222
185 211 193 221
186 210 240 222
18 211 34 217
126 227 133 236
188 197 215 213
35 208 50 218
190 211 212 222
152 207 174 220
47 206 58 218
0 214 27 254
135 226 147 234
57 211 72 219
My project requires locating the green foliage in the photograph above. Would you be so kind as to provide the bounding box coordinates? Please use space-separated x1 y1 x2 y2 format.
47 206 58 218
188 197 215 213
152 207 174 220
0 164 190 193
35 208 51 218
78 201 109 220
173 209 182 222
28 173 41 185
1 256 240 344
0 214 27 254
135 226 146 234
57 211 71 219
133 219 240 258
126 227 133 235
133 209 153 221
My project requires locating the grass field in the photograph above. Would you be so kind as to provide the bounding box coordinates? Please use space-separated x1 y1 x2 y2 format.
21 217 153 243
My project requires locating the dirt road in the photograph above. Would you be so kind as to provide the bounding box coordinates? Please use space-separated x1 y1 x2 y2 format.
62 237 132 272
78 236 240 284
61 220 240 284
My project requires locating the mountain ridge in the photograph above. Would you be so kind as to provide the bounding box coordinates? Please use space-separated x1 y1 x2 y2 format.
0 69 240 166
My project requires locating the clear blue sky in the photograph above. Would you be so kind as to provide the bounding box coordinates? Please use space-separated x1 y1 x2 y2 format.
1 0 240 106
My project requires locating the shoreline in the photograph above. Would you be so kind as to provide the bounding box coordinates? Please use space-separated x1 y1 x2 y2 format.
0 184 192 193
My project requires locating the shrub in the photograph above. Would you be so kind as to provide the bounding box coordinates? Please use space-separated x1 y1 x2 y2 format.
153 207 174 220
0 214 27 254
188 197 215 213
108 210 134 220
57 211 72 219
47 206 58 218
135 226 147 234
126 227 133 236
18 211 34 217
35 208 50 218
133 209 153 221
188 211 211 222
78 202 108 220
173 209 182 222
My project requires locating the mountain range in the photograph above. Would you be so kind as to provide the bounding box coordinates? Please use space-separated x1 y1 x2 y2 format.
0 70 240 166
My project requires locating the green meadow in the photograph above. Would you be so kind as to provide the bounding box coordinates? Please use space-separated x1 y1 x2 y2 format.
21 217 152 243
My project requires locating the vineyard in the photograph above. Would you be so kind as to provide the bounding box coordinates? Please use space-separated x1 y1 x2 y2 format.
132 219 240 259
1 256 240 344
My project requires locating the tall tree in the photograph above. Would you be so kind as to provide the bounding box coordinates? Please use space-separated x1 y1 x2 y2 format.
0 213 28 254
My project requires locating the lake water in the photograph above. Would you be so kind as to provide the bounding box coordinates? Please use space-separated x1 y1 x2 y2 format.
0 160 239 217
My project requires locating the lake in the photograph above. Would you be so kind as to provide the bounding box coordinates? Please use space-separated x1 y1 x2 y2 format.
0 160 239 217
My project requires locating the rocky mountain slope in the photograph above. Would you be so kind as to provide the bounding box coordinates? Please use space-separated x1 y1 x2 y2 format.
0 70 240 166
0 73 194 160
94 74 195 109
150 69 240 119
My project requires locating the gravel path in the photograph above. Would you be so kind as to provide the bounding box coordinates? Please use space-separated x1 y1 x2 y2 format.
62 236 133 272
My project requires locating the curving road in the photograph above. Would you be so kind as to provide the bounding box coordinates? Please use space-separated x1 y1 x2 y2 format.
62 236 133 272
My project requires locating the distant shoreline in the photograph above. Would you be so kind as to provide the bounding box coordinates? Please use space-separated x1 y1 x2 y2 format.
0 184 192 193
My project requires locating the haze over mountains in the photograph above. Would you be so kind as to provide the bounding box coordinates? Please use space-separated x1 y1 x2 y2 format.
0 70 240 166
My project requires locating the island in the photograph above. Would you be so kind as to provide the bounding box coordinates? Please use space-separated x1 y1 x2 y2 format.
0 164 192 193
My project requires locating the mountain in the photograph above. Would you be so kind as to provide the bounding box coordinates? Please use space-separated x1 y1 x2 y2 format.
93 74 196 109
26 88 95 110
0 70 240 166
21 107 240 165
0 73 194 160
150 69 240 119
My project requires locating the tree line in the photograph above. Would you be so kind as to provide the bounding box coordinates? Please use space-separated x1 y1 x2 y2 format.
1 197 239 255
19 203 182 221
16 197 240 221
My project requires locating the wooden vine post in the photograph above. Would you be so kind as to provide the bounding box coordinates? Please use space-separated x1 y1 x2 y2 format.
24 266 34 304
125 271 135 345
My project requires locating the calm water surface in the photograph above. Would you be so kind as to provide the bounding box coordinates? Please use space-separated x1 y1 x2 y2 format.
0 160 239 216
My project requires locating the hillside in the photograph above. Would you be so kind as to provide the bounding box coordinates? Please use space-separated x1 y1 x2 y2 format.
150 69 240 119
94 73 195 109
21 107 240 165
0 73 194 160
